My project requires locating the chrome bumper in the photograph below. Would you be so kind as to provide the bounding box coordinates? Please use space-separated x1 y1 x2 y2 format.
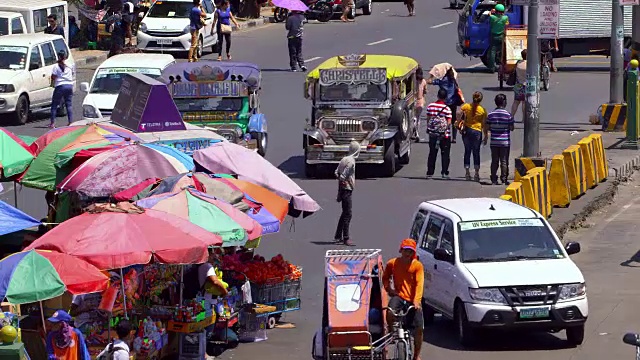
305 145 384 164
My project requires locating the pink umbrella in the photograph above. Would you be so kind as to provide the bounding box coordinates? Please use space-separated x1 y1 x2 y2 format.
193 142 320 217
272 0 308 11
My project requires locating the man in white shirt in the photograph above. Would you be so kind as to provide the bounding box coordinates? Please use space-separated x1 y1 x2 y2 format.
198 248 229 298
97 320 131 360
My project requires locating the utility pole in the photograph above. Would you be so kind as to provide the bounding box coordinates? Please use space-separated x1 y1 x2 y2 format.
523 0 540 157
610 0 624 103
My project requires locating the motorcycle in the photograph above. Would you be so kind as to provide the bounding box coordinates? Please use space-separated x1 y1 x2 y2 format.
273 6 289 22
624 333 640 360
305 0 334 22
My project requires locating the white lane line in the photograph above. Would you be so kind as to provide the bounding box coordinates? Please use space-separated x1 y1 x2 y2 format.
464 62 485 69
367 38 392 46
430 21 453 28
305 56 322 63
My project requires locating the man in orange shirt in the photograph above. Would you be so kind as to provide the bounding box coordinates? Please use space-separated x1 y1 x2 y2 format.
382 238 424 360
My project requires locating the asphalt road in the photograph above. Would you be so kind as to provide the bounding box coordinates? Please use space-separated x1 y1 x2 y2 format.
0 2 623 359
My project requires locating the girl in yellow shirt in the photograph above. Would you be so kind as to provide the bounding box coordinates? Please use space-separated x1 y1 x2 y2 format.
459 92 487 181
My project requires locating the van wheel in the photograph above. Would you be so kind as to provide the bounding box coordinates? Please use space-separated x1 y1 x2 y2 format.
455 302 476 347
13 95 29 125
422 298 435 324
480 53 490 68
382 140 396 177
197 35 204 58
566 325 585 346
363 0 372 15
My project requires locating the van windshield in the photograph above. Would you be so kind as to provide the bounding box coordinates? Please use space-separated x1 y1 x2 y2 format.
90 68 162 94
319 83 387 102
458 218 564 263
0 46 28 70
0 18 8 36
147 2 192 18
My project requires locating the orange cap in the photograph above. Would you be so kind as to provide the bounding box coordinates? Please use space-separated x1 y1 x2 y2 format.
399 238 417 253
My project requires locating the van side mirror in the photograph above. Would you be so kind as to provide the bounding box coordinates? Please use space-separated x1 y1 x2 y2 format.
434 248 454 263
565 242 581 255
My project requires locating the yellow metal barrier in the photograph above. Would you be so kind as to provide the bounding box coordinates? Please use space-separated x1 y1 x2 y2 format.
548 155 571 208
499 194 513 202
514 157 547 182
588 133 608 182
578 136 599 188
562 145 587 199
504 182 525 206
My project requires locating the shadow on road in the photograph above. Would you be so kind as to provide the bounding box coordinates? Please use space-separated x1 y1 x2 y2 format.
620 249 640 267
278 155 396 180
425 317 574 351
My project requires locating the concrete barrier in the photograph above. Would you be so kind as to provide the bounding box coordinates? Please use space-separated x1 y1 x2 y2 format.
514 157 547 182
548 155 571 208
562 145 587 199
578 136 599 188
600 103 627 132
588 133 608 182
499 194 513 202
520 168 552 218
504 182 525 205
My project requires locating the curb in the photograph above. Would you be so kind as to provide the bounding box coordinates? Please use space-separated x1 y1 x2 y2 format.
73 52 109 67
233 16 271 31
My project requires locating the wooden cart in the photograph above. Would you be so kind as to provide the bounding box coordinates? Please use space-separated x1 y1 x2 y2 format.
498 25 527 89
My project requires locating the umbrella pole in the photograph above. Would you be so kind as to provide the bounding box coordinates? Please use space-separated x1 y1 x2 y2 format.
13 181 17 208
39 301 47 334
179 265 184 305
120 268 128 319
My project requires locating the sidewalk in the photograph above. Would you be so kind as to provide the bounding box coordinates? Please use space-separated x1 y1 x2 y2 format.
72 6 275 67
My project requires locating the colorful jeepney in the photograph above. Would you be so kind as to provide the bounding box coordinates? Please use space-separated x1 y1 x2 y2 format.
304 54 419 177
160 61 268 156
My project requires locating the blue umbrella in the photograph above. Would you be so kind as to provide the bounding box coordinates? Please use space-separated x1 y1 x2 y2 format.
142 143 195 171
0 200 41 236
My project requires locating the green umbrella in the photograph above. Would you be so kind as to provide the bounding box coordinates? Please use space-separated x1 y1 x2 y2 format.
0 128 35 180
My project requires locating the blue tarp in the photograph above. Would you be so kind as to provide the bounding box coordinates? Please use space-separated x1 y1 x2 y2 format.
0 200 41 236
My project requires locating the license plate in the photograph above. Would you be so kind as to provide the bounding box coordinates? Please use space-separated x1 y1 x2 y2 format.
319 153 334 160
157 39 173 45
519 307 550 319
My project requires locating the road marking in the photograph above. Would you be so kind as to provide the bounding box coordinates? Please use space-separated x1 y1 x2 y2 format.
464 62 485 69
367 38 392 46
430 21 453 28
305 56 322 63
555 61 610 65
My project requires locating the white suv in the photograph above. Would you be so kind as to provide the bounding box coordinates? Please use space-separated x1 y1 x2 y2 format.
410 198 587 346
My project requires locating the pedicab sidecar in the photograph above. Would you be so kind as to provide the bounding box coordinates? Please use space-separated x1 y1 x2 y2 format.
312 249 392 360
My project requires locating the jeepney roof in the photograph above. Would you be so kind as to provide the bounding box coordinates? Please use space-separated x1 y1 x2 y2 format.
160 61 261 88
307 54 419 80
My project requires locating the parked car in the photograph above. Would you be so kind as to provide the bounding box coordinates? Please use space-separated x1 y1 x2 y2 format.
80 53 175 121
137 0 218 58
0 33 74 124
410 197 587 347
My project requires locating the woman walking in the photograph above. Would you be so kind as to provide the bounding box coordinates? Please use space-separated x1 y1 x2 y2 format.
414 66 428 142
213 0 240 61
188 0 206 62
459 91 487 181
49 50 75 128
510 49 527 121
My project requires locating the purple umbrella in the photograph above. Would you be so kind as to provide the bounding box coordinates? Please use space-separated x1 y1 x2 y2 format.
272 0 309 11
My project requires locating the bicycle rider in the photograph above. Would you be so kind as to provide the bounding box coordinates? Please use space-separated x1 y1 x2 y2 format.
382 238 424 360
540 38 558 72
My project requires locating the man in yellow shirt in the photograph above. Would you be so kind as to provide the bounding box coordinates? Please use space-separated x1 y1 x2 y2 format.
382 238 424 360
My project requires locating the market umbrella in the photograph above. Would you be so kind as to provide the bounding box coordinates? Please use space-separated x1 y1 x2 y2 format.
0 128 35 180
113 178 161 202
211 176 289 222
25 205 222 270
141 143 195 171
20 124 140 191
57 144 189 199
136 188 263 246
0 200 41 236
193 142 321 217
0 249 109 304
271 0 308 11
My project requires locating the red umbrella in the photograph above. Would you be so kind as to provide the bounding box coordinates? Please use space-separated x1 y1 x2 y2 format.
25 207 222 270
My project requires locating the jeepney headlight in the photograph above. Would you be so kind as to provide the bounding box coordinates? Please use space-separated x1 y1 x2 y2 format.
362 120 376 131
83 104 98 118
321 120 335 130
234 127 243 137
558 283 586 301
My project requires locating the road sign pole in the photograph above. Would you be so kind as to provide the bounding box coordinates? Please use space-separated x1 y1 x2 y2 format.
523 0 540 157
610 0 625 103
633 5 639 58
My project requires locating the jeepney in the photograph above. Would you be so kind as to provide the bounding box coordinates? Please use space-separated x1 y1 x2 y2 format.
160 61 268 156
303 54 418 177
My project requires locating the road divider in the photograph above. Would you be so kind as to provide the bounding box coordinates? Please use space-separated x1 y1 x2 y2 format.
599 103 627 131
504 182 525 205
514 157 547 182
549 155 571 208
499 194 513 202
589 133 609 181
562 145 587 199
578 136 599 188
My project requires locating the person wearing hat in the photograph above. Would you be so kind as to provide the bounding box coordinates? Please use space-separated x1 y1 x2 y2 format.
487 4 509 73
382 239 424 360
334 141 360 246
45 310 91 360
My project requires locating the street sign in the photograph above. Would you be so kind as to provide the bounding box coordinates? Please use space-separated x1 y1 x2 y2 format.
620 0 639 5
538 0 559 39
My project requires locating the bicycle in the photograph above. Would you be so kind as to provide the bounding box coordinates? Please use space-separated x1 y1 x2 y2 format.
381 305 415 360
540 51 552 91
623 333 640 360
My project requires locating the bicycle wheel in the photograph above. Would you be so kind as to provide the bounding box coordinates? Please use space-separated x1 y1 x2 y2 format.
395 339 409 360
541 65 550 91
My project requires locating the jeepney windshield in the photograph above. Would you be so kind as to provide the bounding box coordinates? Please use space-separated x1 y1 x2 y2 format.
319 83 387 102
173 97 244 112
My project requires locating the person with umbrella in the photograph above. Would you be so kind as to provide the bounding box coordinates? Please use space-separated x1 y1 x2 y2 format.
45 310 91 360
286 9 307 72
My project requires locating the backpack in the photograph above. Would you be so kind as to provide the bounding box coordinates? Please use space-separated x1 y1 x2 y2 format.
426 105 449 135
182 265 204 300
98 343 127 360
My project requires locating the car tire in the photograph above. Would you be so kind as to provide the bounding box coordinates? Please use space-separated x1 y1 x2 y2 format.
13 95 29 125
566 325 585 346
363 0 372 15
422 298 435 324
252 131 267 156
382 139 396 177
455 301 476 347
197 35 204 58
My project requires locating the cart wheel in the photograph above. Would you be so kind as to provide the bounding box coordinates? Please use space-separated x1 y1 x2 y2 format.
267 315 279 329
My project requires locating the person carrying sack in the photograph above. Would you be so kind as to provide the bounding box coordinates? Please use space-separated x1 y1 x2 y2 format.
425 89 453 179
213 0 240 61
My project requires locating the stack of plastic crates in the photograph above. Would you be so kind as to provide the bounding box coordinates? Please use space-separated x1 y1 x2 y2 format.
250 266 302 314
178 331 206 360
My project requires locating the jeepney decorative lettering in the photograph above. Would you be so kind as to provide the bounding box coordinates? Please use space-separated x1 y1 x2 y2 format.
337 54 367 67
171 81 247 98
319 68 387 86
182 111 239 122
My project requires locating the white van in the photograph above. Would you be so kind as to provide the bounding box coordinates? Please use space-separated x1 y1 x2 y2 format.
0 0 69 40
0 33 74 124
410 198 587 346
137 0 218 58
0 12 27 35
80 53 175 120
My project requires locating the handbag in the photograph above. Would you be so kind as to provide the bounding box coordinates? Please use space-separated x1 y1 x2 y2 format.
220 23 232 34
452 79 465 106
506 60 519 86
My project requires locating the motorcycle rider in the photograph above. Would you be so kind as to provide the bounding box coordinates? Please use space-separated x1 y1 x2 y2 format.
382 238 424 360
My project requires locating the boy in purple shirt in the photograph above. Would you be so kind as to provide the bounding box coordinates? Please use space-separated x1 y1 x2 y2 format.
484 93 514 185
